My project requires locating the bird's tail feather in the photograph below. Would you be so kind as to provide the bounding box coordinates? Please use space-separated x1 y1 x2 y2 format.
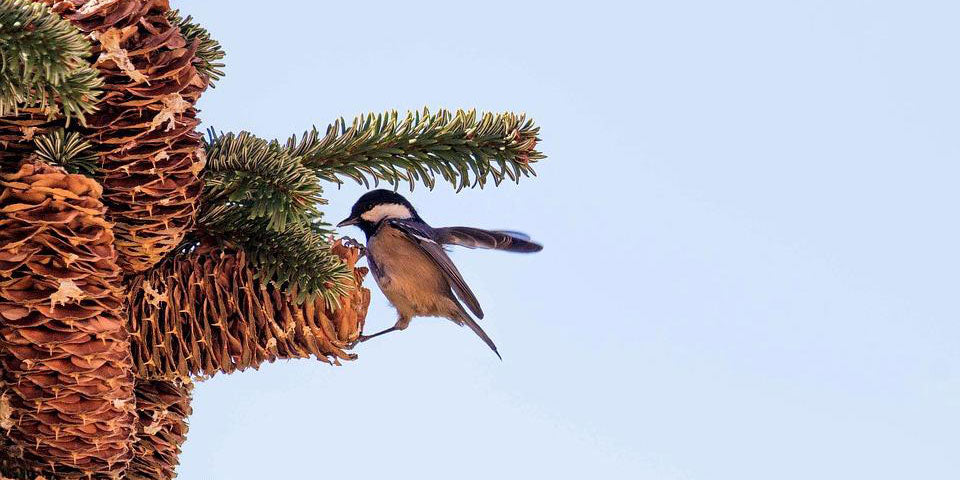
454 311 502 360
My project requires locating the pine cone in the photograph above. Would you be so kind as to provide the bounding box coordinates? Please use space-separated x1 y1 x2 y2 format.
0 162 135 478
44 0 210 273
126 241 370 380
126 378 193 480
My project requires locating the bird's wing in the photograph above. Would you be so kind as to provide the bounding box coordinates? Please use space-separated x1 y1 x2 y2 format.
434 227 543 253
387 219 484 319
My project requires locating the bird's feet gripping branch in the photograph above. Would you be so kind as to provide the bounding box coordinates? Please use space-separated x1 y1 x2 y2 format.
340 236 367 257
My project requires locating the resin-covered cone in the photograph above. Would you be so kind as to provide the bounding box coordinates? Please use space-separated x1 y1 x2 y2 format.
43 0 210 273
0 162 135 478
126 378 193 480
127 240 370 380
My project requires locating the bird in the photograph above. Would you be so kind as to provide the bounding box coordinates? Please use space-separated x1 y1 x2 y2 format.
337 189 542 359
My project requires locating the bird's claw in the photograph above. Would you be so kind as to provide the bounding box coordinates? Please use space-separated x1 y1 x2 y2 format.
346 334 370 350
341 236 366 257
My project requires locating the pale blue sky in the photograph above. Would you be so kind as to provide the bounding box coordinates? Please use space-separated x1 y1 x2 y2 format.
173 1 959 479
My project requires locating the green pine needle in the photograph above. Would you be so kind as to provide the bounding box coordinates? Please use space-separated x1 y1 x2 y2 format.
286 108 544 191
0 0 102 123
245 222 353 307
202 129 325 232
32 128 98 175
168 10 225 87
202 218 353 307
197 130 349 304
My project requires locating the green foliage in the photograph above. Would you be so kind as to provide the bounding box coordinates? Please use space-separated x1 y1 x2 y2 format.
199 130 351 305
203 130 324 232
287 108 544 191
199 217 354 306
168 10 225 87
0 0 101 122
238 222 352 306
32 128 98 174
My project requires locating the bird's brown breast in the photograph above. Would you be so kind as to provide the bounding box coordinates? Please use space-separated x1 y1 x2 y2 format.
368 226 454 318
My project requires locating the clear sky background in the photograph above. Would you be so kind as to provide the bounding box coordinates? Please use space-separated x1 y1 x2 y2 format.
171 1 959 479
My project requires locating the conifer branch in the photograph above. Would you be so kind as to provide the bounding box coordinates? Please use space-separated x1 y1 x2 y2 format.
195 130 350 305
203 130 324 232
286 108 544 191
238 222 354 306
168 9 225 87
0 0 101 122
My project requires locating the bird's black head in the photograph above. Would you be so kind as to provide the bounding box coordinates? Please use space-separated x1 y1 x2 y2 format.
337 189 420 236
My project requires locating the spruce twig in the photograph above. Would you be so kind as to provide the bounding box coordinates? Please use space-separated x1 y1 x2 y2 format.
203 130 324 232
197 130 350 304
0 0 101 122
286 108 544 191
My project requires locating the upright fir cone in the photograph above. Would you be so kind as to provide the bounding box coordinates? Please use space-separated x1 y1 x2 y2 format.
126 240 370 380
126 378 193 480
45 0 210 273
0 162 135 478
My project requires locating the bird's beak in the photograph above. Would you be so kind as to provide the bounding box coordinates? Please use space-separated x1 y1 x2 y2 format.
337 215 360 228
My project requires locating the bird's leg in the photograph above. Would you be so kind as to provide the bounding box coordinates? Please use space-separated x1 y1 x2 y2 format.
351 315 411 346
357 326 400 342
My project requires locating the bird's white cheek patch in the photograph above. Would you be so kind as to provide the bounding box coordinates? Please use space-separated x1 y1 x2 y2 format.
362 203 412 223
